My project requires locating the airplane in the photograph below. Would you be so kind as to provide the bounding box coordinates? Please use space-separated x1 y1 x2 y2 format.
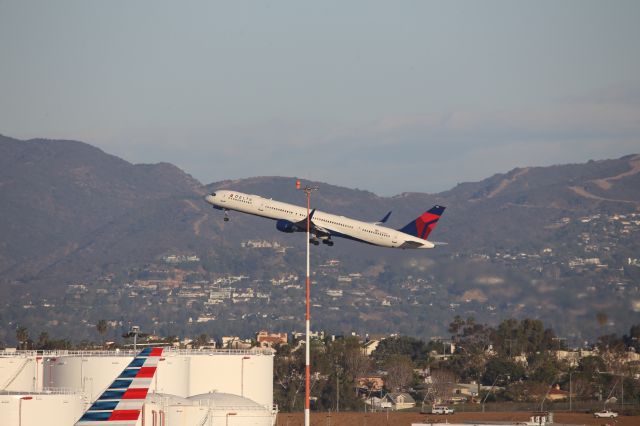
204 189 446 249
75 347 164 425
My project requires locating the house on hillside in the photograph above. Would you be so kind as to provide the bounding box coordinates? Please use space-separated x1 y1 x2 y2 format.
363 339 380 356
383 392 416 410
256 330 288 348
452 383 479 402
548 384 570 401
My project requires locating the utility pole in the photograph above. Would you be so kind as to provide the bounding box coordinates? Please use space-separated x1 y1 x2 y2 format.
297 180 318 426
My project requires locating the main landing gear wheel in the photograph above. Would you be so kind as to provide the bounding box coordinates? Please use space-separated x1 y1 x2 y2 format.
322 240 334 246
310 239 320 246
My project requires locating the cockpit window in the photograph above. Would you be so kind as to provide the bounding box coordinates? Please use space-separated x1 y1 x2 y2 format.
210 192 216 196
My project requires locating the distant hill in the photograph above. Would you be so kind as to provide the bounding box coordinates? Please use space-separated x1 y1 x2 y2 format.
1 134 639 342
0 134 205 293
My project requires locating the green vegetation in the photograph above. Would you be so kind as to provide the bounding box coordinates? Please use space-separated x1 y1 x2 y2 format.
272 318 640 412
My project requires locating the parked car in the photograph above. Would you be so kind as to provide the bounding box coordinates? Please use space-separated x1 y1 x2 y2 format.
431 406 454 414
593 410 618 418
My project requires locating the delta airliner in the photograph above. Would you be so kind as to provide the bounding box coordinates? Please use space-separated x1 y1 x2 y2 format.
204 190 445 249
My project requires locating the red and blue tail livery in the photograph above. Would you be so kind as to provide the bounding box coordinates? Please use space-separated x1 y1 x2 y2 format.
75 347 164 426
398 205 446 240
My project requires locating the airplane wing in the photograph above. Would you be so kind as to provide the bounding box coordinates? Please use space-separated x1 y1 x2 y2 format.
292 209 331 237
75 347 164 425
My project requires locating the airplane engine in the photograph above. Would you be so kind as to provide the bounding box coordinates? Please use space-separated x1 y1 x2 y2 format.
276 219 297 233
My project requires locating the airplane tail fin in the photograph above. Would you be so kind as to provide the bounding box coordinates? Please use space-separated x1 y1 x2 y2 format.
75 347 164 425
397 205 446 240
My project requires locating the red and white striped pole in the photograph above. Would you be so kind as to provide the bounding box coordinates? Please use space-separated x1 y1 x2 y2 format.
297 179 317 426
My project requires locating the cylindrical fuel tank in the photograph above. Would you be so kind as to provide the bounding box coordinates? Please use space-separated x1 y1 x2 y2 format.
0 392 85 426
143 392 275 426
0 355 43 392
153 352 190 397
187 352 273 408
42 352 134 402
41 349 273 407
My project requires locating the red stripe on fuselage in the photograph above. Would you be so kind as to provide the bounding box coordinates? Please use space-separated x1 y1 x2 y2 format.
150 348 163 357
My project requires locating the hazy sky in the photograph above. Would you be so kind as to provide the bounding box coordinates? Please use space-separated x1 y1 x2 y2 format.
1 1 639 195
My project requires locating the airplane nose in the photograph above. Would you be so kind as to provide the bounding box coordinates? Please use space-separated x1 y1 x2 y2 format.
204 194 215 205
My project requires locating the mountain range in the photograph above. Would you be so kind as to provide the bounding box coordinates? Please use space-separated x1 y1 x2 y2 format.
1 134 639 343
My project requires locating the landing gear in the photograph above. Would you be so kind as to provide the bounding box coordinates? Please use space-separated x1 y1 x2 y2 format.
309 238 320 246
223 210 229 222
322 239 334 246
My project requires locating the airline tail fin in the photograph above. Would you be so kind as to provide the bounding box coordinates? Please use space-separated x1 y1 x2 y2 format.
75 347 164 425
397 205 445 240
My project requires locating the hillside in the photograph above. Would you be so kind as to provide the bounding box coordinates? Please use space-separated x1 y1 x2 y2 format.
0 135 205 291
1 134 639 345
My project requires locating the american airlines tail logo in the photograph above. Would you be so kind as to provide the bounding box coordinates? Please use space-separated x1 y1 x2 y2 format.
75 347 164 425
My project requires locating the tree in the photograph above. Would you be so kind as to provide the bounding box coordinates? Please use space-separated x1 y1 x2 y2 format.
273 343 306 411
96 320 108 346
16 326 29 350
372 336 429 366
194 333 209 347
37 332 50 349
428 369 456 405
384 354 414 392
448 315 465 341
482 357 525 386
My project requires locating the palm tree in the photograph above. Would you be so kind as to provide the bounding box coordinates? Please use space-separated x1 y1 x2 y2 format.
16 326 29 350
96 320 108 347
37 331 50 349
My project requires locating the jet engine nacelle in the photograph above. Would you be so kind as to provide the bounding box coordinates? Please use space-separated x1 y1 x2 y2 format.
276 219 297 233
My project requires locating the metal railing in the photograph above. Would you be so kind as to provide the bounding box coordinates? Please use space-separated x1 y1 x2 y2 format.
0 387 82 396
1 347 274 358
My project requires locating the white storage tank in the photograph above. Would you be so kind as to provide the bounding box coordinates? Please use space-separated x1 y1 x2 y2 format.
188 352 273 408
152 352 190 397
143 392 275 426
0 391 85 426
41 349 274 406
42 352 134 402
0 353 43 392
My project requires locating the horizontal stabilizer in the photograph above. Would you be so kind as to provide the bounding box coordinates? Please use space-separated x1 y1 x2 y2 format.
374 211 392 225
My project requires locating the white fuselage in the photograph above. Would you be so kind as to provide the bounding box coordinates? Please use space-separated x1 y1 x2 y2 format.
205 190 435 249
